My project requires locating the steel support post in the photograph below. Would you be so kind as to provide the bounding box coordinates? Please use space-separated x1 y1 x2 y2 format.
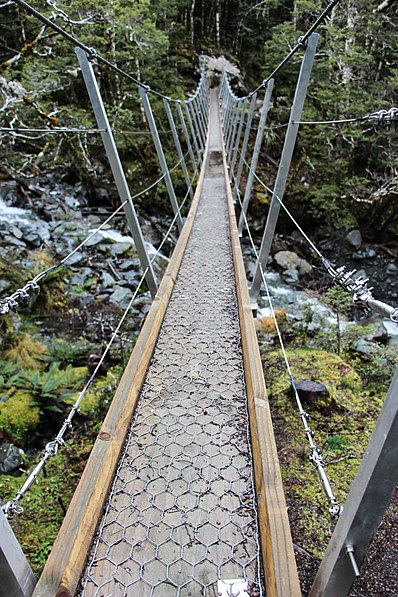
163 100 193 199
226 99 239 163
229 99 244 168
176 101 198 175
224 94 233 141
184 101 202 166
195 94 207 148
237 79 274 235
199 82 208 126
196 82 208 143
139 87 183 232
233 92 257 201
231 98 247 178
250 33 319 302
188 99 205 154
0 509 36 597
309 363 398 597
76 48 158 298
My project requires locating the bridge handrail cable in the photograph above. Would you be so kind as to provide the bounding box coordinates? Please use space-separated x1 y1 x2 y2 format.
1 168 195 518
238 150 398 323
0 150 192 316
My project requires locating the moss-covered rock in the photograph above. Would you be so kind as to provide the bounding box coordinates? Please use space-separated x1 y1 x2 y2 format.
0 391 40 446
262 347 384 558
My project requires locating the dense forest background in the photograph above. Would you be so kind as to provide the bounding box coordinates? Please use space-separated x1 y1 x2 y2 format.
0 0 397 243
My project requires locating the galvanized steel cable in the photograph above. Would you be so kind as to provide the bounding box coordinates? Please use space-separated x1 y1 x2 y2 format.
236 149 398 323
2 174 194 518
234 182 342 518
0 150 190 315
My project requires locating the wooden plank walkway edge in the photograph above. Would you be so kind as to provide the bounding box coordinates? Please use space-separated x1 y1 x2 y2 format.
221 117 301 594
33 135 211 597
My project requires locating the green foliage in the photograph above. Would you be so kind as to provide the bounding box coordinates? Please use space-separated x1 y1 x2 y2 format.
11 362 75 410
46 337 93 366
78 369 120 417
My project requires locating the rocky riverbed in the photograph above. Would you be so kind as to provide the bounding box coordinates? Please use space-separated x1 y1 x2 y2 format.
0 177 397 595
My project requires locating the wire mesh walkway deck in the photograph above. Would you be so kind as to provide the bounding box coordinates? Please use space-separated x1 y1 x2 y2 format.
33 90 299 597
80 91 262 596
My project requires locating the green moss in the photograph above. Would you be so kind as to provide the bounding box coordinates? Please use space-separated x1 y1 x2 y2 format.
0 392 40 446
0 438 93 575
78 370 119 416
262 347 383 558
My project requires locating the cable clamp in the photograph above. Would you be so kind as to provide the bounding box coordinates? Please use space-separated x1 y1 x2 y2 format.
87 47 97 61
368 106 398 131
329 502 341 517
297 35 307 48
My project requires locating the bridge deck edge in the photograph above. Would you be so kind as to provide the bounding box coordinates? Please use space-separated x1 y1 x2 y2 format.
219 102 302 596
32 126 211 597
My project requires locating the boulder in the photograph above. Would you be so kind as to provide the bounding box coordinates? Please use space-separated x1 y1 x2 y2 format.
274 250 312 276
346 229 362 250
109 285 134 309
204 55 243 89
382 319 398 346
0 443 24 473
294 380 332 410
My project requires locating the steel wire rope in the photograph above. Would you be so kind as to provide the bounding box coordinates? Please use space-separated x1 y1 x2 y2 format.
2 170 195 517
0 150 190 315
0 126 105 134
236 148 398 322
222 0 341 102
293 107 398 128
233 178 342 517
0 125 185 136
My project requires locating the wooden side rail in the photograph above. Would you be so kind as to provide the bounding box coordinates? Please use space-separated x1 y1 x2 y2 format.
221 109 301 596
33 137 211 597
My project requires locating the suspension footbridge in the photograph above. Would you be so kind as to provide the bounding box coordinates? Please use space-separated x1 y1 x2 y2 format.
1 1 398 596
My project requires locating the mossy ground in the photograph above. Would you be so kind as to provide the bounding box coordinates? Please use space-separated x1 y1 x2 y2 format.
1 435 93 575
260 343 390 590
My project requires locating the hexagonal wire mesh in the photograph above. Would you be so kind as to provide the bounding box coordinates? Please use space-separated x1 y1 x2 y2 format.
79 97 264 597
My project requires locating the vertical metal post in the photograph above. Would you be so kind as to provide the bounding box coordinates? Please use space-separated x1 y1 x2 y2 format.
184 101 202 166
195 94 207 147
0 509 36 597
238 79 274 235
225 97 236 160
176 101 198 175
195 84 207 145
250 33 319 301
163 100 193 199
230 98 247 178
227 98 241 166
309 363 398 597
199 80 208 128
139 87 183 232
188 99 204 153
233 92 257 201
224 93 233 140
76 48 158 298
